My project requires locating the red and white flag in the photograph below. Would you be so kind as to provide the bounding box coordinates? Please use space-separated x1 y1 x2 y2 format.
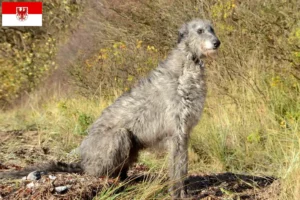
2 2 42 26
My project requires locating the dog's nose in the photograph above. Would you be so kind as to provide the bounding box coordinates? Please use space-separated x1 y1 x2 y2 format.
213 40 221 49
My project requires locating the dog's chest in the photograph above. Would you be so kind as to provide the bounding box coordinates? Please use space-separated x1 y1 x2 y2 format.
177 62 207 129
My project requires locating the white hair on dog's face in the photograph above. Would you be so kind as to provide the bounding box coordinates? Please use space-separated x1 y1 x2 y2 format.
204 40 214 50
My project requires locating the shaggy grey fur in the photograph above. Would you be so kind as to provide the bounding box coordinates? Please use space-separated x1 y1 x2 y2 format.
0 19 220 199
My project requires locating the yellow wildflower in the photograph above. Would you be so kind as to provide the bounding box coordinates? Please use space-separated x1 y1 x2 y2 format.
280 120 286 128
136 40 143 49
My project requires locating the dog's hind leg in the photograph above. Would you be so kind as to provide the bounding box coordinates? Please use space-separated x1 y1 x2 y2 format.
80 129 139 179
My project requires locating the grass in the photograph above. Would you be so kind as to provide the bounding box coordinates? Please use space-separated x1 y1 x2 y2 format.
0 69 299 198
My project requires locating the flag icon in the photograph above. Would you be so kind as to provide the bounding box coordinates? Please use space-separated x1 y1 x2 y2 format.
2 2 42 26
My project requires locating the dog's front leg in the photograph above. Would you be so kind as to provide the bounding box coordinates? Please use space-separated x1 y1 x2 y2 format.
169 133 188 199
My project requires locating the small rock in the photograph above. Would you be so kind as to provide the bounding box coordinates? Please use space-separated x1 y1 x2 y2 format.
27 171 41 180
49 175 57 180
55 185 71 193
26 182 35 189
80 178 85 182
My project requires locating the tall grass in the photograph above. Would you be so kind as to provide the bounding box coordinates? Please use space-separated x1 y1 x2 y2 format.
0 79 299 198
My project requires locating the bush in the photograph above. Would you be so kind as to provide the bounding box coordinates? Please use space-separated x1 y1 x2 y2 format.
0 1 82 107
69 40 161 97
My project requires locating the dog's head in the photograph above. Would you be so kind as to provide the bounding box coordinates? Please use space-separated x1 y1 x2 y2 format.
178 19 221 58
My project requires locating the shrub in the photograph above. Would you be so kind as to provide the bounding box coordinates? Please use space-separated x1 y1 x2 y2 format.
0 1 82 107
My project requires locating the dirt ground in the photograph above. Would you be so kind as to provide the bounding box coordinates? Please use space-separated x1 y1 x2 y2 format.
0 130 280 200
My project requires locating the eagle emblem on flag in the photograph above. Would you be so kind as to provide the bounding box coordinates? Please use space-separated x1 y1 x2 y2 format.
16 7 28 21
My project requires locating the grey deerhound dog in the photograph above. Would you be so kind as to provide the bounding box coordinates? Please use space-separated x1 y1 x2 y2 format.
0 19 220 198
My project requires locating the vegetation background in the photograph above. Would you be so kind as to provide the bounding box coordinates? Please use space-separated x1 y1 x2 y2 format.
0 0 300 199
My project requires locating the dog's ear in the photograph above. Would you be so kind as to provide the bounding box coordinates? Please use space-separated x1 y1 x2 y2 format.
178 23 188 43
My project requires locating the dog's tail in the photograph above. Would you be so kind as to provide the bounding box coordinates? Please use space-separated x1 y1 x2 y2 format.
0 161 82 179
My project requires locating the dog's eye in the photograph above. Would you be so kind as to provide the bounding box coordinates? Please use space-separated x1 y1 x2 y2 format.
197 29 204 34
